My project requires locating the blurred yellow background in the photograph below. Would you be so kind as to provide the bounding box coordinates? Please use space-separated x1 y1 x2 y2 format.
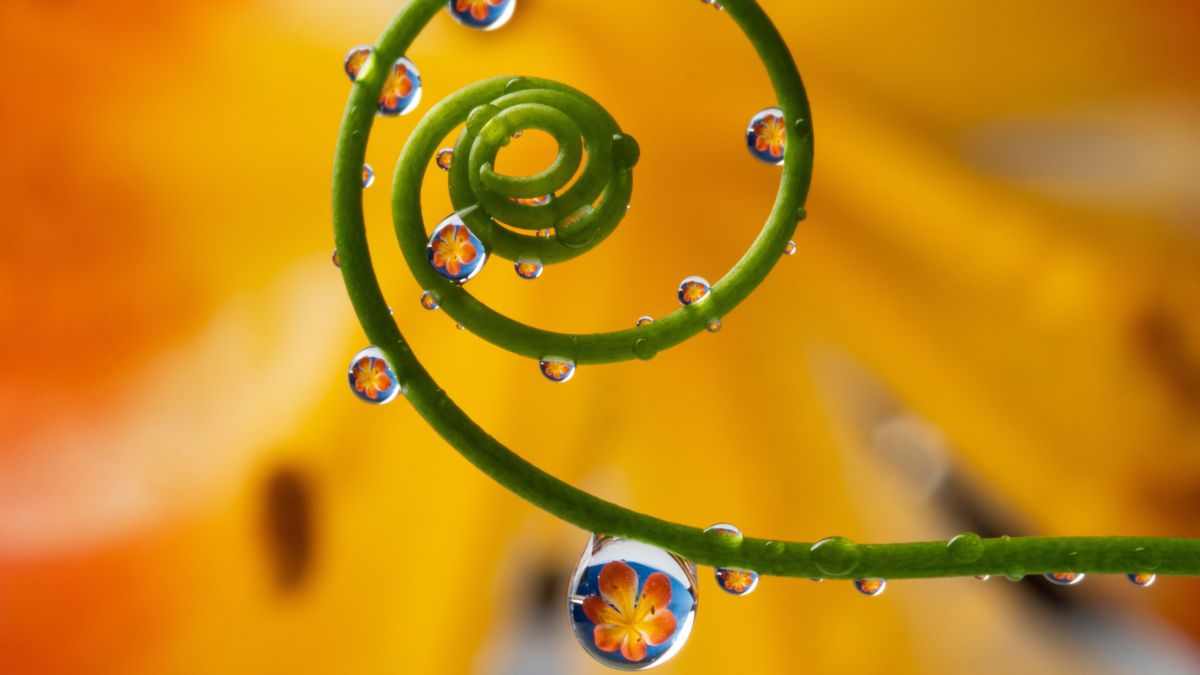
2 0 1199 673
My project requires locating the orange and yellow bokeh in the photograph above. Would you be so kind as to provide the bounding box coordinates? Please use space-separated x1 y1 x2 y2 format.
2 1 1199 673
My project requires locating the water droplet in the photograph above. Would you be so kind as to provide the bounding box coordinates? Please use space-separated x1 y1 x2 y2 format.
331 248 340 268
746 107 786 165
455 322 465 331
706 318 722 333
347 347 401 404
377 57 422 116
1127 572 1156 587
539 357 575 383
569 534 697 670
633 338 656 361
700 0 724 9
1044 572 1084 586
515 258 543 280
612 133 641 173
947 532 984 563
703 523 744 546
783 240 797 256
677 276 711 306
510 193 553 206
362 163 375 188
974 575 990 581
854 579 886 596
427 213 487 284
536 228 554 238
447 0 516 30
436 147 454 171
511 129 523 139
704 525 758 596
1133 546 1162 571
636 316 654 328
343 46 373 82
420 291 439 310
810 537 861 577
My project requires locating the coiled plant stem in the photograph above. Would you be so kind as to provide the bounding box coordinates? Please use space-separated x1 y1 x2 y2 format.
332 0 1199 579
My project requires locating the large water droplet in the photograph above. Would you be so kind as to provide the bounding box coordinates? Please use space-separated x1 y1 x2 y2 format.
810 536 861 577
635 316 654 328
1044 572 1084 586
515 258 544 280
947 532 984 563
362 163 375 188
343 46 373 82
539 357 575 383
427 213 487 284
436 147 454 171
347 347 401 404
677 276 711 306
746 107 786 165
448 0 516 31
704 524 758 596
377 57 422 116
1127 572 1156 587
854 578 886 596
420 291 439 310
569 534 698 670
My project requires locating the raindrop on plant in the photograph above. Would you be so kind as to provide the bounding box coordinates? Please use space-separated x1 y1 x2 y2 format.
515 258 544 280
343 46 373 82
1044 572 1084 586
427 213 487 284
436 147 454 171
854 578 886 596
447 0 516 31
377 57 423 116
347 347 401 405
1127 572 1156 587
677 276 711 306
420 291 439 310
746 107 786 165
704 524 758 596
540 357 576 383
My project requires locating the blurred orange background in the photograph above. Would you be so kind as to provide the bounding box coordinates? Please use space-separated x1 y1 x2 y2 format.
2 0 1199 673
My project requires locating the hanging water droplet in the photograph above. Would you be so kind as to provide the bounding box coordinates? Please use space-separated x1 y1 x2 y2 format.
515 258 544 280
1127 572 1156 587
510 193 553 206
347 347 401 404
362 163 375 188
377 57 423 116
448 0 516 31
455 322 465 331
947 532 984 563
569 534 698 670
746 107 786 165
633 339 656 361
427 213 487 284
436 147 454 171
420 291 439 310
974 575 990 581
677 276 711 306
706 318 722 333
854 579 886 596
635 316 654 328
783 240 797 256
343 46 374 82
810 537 861 576
331 248 340 268
1044 572 1084 586
700 0 724 9
704 524 758 596
536 228 554 238
539 357 576 383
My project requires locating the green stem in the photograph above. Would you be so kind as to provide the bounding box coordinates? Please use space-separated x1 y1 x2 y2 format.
332 0 1199 579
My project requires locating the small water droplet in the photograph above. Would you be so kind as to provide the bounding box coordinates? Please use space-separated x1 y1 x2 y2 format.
1127 572 1156 587
447 0 515 31
677 276 711 306
783 240 797 256
510 193 553 206
1133 546 1162 571
455 322 465 331
706 318 722 333
377 57 422 116
343 46 373 82
514 258 544 279
347 347 401 404
331 248 340 268
536 227 554 238
700 0 724 9
854 578 886 596
704 524 758 596
612 133 641 173
569 534 698 670
436 147 454 171
746 107 786 165
427 213 487 284
636 315 654 328
361 163 375 188
420 291 439 310
947 532 984 563
810 537 861 576
539 357 575 383
974 575 990 581
511 129 523 139
1044 572 1084 586
633 338 656 361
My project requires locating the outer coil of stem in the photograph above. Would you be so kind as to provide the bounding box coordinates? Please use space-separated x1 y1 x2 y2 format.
332 0 1199 579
